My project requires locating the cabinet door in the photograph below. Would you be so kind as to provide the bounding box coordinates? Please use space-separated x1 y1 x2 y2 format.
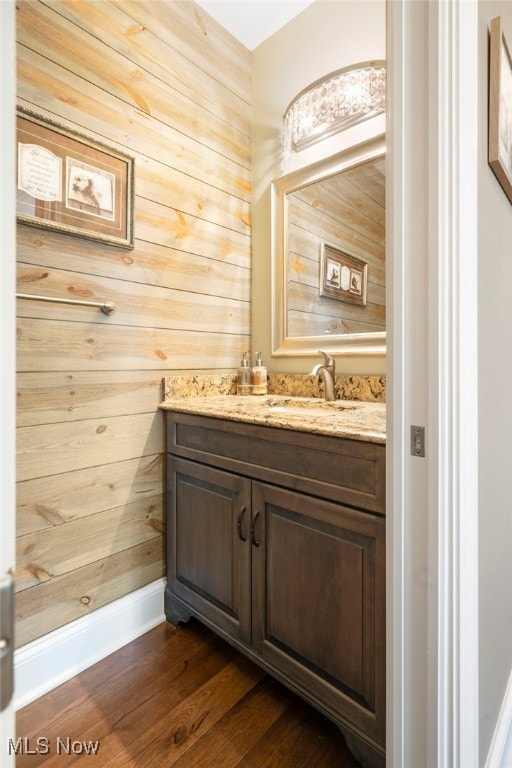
167 457 252 645
251 482 385 748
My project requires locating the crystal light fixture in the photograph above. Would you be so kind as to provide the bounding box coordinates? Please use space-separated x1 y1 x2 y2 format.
283 61 386 155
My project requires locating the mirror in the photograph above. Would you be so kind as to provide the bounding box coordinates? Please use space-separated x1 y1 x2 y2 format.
271 134 386 357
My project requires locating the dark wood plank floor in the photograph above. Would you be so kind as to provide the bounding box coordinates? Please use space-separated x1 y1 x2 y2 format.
16 620 362 767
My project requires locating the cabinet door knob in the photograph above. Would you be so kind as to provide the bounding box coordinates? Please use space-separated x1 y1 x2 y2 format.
250 510 260 547
237 506 247 542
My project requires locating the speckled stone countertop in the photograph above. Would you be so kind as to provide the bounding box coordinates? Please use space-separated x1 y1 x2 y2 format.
160 374 386 444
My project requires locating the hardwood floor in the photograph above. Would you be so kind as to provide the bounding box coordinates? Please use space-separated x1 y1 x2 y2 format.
15 620 363 767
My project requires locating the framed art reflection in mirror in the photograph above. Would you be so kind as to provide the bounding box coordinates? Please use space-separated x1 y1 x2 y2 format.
319 242 368 306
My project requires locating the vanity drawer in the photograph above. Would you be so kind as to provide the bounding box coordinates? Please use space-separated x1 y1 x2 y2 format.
165 412 385 514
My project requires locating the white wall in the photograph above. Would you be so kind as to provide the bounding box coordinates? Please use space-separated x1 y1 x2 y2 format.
478 2 512 761
251 0 386 374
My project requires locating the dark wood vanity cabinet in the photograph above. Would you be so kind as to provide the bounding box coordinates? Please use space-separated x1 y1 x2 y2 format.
167 456 252 645
164 411 386 768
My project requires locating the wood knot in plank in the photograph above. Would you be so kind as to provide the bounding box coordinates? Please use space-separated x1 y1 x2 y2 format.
149 518 164 534
190 710 209 733
121 81 150 115
193 7 208 37
171 211 190 239
35 504 65 527
27 563 52 582
20 271 48 283
172 726 188 745
125 23 145 38
142 455 162 474
68 286 93 298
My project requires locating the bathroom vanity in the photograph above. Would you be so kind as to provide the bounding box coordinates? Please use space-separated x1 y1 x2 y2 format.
161 393 386 768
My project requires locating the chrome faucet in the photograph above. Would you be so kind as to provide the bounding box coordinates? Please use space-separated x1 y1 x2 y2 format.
310 351 336 401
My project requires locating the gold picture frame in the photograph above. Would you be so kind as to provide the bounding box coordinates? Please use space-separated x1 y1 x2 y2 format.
489 16 512 205
16 107 134 249
319 242 368 306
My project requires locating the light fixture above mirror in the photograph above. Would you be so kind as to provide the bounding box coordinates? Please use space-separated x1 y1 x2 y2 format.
283 61 386 155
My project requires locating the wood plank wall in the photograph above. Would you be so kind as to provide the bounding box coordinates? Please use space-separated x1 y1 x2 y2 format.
287 157 385 338
15 0 251 647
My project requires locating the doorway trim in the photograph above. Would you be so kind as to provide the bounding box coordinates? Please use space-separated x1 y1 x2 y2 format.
387 1 479 765
0 0 16 763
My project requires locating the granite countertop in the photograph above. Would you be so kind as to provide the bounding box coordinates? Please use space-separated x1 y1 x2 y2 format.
159 394 386 444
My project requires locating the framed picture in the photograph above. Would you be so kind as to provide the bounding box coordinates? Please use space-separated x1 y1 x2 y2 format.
16 107 134 249
489 16 512 205
319 242 367 306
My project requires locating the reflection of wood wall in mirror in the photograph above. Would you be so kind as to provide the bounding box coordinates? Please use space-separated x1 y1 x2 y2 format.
287 157 386 338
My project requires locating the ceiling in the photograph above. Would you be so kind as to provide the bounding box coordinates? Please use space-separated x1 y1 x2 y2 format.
194 0 315 50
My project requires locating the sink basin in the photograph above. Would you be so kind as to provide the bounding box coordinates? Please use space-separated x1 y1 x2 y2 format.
269 406 342 417
259 397 360 417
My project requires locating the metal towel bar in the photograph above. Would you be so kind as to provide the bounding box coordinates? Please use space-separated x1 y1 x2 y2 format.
16 293 116 315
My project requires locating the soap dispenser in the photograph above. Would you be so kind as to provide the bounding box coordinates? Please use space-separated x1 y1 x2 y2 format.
251 352 268 395
237 352 251 395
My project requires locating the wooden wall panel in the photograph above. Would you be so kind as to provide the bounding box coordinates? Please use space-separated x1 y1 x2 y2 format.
17 319 247 371
134 197 250 266
116 0 252 100
17 414 162 481
15 0 251 645
17 455 163 534
15 497 163 592
15 538 164 647
17 0 252 131
17 228 250 302
16 2 250 166
17 372 165 426
16 52 250 200
17 264 250 332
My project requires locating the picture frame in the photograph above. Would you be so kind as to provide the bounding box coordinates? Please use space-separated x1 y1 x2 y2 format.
319 242 367 306
16 107 134 249
489 16 512 205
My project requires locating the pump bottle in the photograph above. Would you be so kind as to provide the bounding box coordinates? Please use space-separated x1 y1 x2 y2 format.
251 352 268 395
237 352 251 395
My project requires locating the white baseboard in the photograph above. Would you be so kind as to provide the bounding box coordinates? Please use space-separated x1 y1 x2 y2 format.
486 668 512 768
14 578 166 710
